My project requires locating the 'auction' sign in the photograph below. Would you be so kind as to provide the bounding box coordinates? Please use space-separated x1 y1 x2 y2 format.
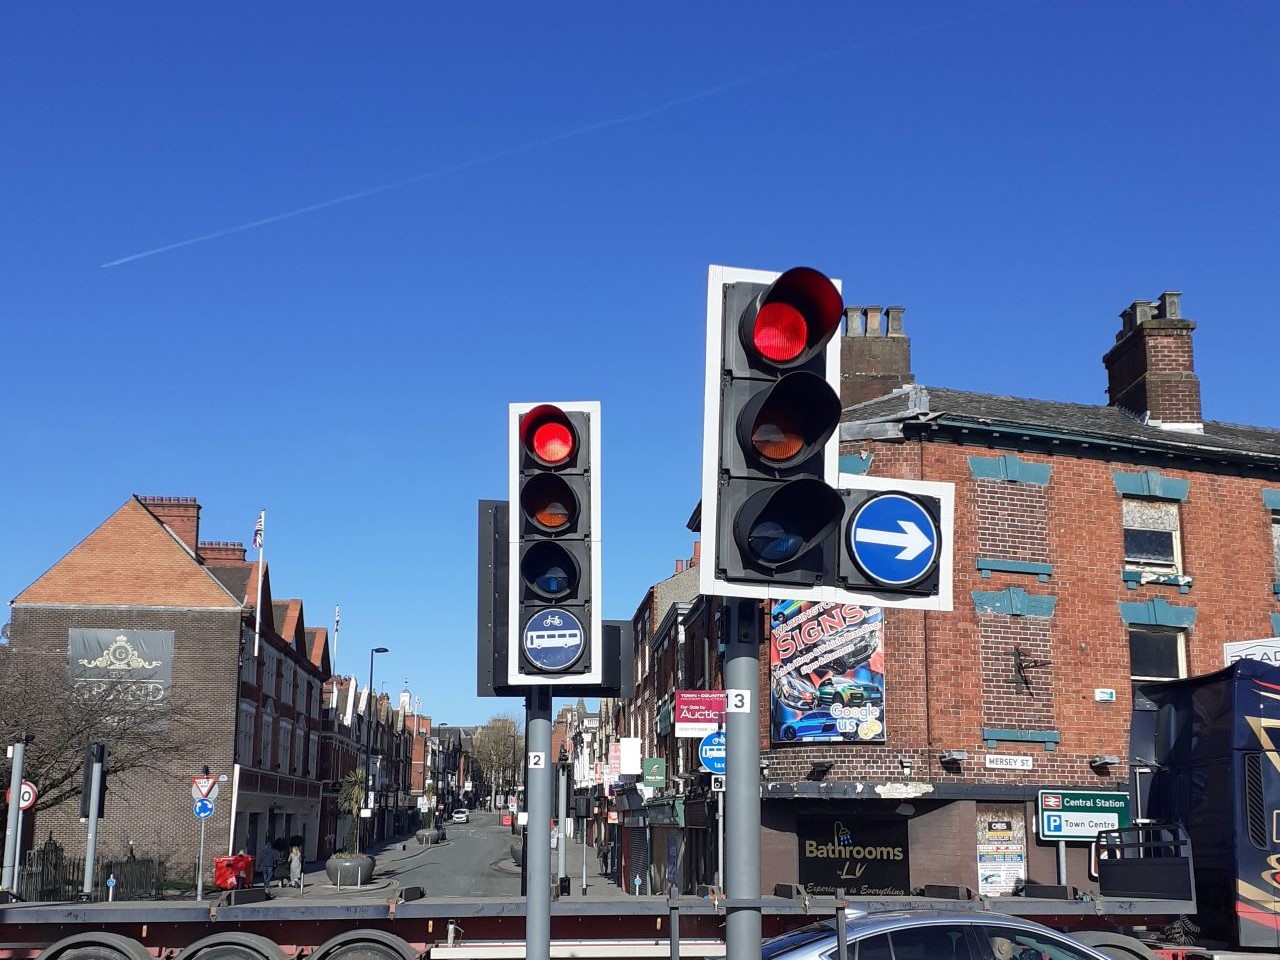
674 691 726 738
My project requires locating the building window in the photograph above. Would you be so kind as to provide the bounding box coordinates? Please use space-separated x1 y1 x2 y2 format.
1123 499 1182 572
1130 626 1185 710
260 710 274 769
1272 513 1280 581
237 700 255 761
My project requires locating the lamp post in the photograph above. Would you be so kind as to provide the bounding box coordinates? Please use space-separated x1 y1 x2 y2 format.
361 647 389 853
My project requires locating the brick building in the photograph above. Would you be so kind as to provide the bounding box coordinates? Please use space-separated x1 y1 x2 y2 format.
611 288 1280 899
7 496 331 869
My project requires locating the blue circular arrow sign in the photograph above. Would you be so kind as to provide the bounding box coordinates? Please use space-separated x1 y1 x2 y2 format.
698 731 726 775
193 798 215 820
846 493 940 587
522 607 586 671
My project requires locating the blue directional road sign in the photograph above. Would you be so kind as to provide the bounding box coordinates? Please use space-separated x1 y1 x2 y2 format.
699 732 727 775
522 608 586 672
846 492 940 587
193 798 215 820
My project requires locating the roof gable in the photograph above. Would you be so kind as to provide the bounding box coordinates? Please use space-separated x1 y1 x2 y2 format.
15 498 240 607
305 626 332 675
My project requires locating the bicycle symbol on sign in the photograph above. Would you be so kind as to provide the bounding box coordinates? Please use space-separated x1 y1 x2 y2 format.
542 614 564 627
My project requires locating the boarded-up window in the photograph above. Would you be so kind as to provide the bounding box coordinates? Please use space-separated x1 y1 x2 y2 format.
1123 499 1181 571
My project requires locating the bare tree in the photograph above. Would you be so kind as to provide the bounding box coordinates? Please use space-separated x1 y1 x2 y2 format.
470 713 524 810
0 650 199 814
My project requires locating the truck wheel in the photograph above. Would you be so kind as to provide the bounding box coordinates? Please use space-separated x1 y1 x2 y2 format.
314 932 415 960
1069 931 1159 960
178 933 285 960
40 933 151 960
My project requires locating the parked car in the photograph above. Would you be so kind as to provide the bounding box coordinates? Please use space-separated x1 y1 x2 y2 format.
816 675 883 708
761 909 1113 960
778 710 842 742
451 808 470 823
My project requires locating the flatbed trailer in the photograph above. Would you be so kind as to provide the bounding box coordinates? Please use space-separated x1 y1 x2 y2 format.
0 891 1201 960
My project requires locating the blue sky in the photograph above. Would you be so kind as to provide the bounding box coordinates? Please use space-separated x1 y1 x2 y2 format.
2 2 1276 725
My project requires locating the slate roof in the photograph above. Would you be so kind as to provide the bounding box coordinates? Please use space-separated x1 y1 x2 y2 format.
208 565 252 601
842 385 1280 463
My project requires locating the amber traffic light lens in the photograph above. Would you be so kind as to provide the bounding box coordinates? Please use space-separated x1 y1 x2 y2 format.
521 474 577 532
751 411 804 462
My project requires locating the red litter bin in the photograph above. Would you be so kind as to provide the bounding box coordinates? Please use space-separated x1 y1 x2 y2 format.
213 854 254 890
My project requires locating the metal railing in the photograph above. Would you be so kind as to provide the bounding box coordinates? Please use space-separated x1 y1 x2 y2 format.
14 839 167 902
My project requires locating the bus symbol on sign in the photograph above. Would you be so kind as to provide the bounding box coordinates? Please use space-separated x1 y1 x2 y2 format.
522 608 586 671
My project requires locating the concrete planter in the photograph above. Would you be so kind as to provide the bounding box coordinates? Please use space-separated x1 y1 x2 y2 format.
324 853 375 885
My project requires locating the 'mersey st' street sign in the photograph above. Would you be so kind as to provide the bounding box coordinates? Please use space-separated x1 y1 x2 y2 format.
675 691 727 738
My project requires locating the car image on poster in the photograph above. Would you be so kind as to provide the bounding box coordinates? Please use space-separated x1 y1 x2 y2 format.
770 601 885 745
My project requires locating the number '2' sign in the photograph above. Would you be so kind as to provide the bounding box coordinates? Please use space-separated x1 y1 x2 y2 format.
528 751 547 769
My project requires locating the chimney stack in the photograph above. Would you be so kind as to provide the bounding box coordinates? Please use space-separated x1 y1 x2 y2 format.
840 304 913 407
137 496 201 554
199 540 247 565
1103 291 1202 430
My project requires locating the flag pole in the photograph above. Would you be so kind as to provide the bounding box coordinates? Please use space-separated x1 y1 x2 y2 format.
253 510 265 659
333 604 341 674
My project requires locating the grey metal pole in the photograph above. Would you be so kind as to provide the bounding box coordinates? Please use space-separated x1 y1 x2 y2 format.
557 760 568 886
836 887 848 960
526 689 553 960
196 818 206 901
717 788 725 892
669 884 681 960
1 735 28 891
581 814 588 895
1057 840 1067 885
81 752 104 899
724 599 761 960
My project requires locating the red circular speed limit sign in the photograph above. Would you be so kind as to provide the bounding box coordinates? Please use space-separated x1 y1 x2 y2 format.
5 780 37 811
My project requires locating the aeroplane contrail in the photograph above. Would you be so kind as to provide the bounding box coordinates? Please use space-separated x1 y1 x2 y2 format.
99 3 1037 269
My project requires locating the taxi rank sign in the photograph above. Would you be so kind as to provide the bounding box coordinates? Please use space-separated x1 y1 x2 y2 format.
1037 789 1131 841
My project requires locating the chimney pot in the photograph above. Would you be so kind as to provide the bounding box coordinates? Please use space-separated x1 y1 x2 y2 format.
885 306 905 337
864 306 883 337
1157 291 1182 320
844 306 865 337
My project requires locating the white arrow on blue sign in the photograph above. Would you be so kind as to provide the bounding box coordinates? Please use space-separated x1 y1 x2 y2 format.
847 493 940 587
699 731 726 775
193 798 215 820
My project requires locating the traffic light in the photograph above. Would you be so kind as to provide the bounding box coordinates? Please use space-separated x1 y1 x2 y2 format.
508 401 602 686
79 741 107 820
701 266 846 597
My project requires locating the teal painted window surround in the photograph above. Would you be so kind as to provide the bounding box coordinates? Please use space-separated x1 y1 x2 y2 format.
972 587 1057 618
1273 614 1280 634
968 454 1051 484
977 558 1053 582
1274 582 1280 599
1263 488 1280 511
983 728 1060 752
1119 598 1197 629
1122 570 1194 594
839 453 873 475
1113 470 1189 501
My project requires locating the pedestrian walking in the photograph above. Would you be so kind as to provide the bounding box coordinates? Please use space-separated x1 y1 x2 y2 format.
288 845 303 888
256 842 278 888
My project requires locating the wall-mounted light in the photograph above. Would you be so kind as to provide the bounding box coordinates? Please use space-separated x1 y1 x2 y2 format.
809 760 833 780
940 750 968 764
899 757 914 776
1089 755 1121 771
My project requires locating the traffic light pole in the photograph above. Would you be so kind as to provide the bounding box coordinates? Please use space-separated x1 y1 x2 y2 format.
1 734 30 891
724 599 762 960
81 751 104 900
526 688 553 960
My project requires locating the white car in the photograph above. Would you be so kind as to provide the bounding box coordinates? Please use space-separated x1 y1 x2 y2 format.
451 808 469 823
761 909 1117 960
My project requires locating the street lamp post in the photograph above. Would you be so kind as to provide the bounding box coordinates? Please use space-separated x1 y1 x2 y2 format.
361 647 389 854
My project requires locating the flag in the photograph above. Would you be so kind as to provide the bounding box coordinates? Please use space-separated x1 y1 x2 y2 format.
252 511 264 550
334 604 341 630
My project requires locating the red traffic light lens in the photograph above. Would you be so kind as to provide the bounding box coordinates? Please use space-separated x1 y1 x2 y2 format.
753 303 807 363
521 474 578 532
744 267 843 368
521 405 576 466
